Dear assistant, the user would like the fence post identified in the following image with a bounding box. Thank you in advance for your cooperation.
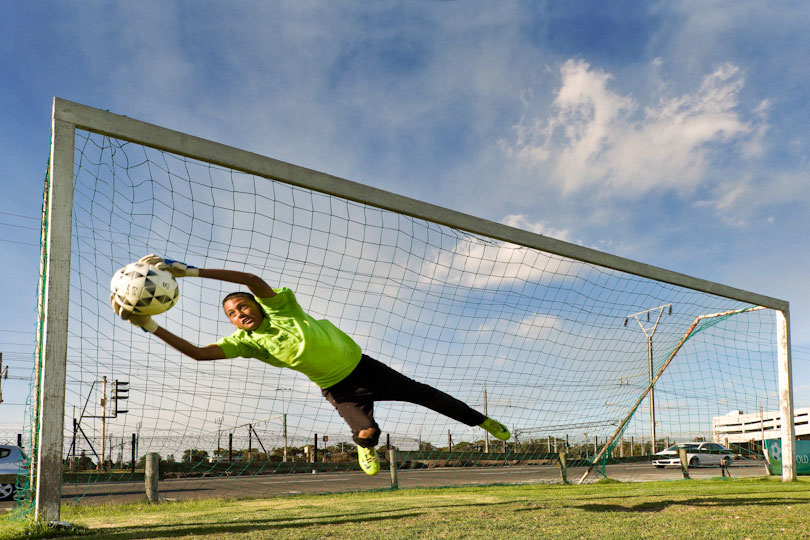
[558,452,569,484]
[678,448,690,479]
[389,447,399,489]
[145,452,160,503]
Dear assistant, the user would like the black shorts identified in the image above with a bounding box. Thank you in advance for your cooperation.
[321,355,486,447]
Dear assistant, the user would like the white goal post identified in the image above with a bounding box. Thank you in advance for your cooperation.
[35,97,796,521]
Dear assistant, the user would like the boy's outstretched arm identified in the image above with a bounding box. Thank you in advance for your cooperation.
[156,325,226,361]
[196,269,276,299]
[137,255,276,299]
[121,313,226,361]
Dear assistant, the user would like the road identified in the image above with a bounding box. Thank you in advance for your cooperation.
[1,460,770,509]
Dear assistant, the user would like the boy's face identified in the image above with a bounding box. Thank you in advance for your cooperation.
[223,296,264,331]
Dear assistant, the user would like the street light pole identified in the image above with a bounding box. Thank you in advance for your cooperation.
[214,416,223,460]
[626,304,671,454]
[0,352,6,404]
[275,388,292,462]
[483,384,489,453]
[647,333,655,454]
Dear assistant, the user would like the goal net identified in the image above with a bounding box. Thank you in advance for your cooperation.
[20,99,794,519]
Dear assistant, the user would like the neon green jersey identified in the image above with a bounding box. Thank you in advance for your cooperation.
[216,288,362,388]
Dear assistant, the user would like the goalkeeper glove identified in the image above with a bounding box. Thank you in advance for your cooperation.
[138,254,199,278]
[110,293,158,333]
[121,311,159,334]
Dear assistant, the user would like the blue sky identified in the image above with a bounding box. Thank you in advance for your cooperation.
[1,1,810,435]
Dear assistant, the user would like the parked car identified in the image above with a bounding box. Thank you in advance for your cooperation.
[0,445,26,501]
[652,442,737,468]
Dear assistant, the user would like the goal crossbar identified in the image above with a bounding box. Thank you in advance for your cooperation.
[51,98,787,312]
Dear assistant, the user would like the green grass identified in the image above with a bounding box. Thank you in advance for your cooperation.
[3,477,810,540]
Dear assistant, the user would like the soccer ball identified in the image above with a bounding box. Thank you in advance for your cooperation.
[110,262,179,316]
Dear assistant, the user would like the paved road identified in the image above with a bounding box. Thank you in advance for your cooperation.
[1,460,770,509]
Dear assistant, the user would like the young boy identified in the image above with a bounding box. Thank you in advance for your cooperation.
[112,255,510,475]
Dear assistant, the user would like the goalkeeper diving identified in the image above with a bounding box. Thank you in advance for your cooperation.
[112,255,511,475]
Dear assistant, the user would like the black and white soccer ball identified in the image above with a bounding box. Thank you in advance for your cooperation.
[110,262,179,316]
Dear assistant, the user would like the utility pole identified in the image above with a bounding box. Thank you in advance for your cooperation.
[275,388,292,462]
[0,352,6,404]
[136,422,142,465]
[215,417,223,460]
[625,304,672,454]
[99,376,108,470]
[483,384,489,453]
[283,414,288,463]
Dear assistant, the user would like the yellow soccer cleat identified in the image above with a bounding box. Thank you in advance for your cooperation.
[480,417,510,441]
[357,445,380,475]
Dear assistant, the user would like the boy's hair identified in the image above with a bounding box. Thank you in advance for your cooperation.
[221,291,257,308]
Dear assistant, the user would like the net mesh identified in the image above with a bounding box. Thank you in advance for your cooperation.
[17,130,781,506]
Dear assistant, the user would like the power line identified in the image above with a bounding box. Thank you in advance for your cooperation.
[0,221,40,231]
[0,211,40,221]
[0,238,39,247]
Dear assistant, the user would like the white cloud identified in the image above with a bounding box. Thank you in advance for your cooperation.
[413,231,583,292]
[476,312,562,339]
[416,239,551,290]
[697,169,810,227]
[503,59,765,198]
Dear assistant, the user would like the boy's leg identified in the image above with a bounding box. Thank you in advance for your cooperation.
[321,384,381,476]
[356,355,510,440]
[321,387,381,447]
[321,355,509,474]
[356,355,487,427]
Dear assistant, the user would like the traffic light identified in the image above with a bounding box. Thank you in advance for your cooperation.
[112,379,129,415]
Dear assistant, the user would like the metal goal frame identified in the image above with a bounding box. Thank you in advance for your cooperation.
[34,97,796,520]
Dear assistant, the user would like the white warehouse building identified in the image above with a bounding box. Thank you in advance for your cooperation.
[713,407,810,444]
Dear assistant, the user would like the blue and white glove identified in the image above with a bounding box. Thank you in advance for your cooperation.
[138,254,199,278]
[123,312,158,334]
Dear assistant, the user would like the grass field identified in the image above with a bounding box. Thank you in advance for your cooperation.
[3,477,810,540]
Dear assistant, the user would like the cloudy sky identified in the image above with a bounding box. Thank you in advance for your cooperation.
[2,1,810,433]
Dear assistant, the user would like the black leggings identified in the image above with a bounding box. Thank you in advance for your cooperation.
[321,355,487,448]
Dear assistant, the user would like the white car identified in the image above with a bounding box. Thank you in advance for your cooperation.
[652,442,736,469]
[0,445,26,501]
